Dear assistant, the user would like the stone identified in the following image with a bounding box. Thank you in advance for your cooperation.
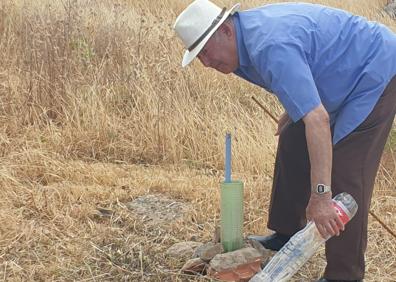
[166,241,203,260]
[181,258,207,275]
[193,242,224,262]
[207,247,264,281]
[208,247,263,272]
[245,239,275,266]
[208,260,262,282]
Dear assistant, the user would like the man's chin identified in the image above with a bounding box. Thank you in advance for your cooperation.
[218,65,239,74]
[217,67,233,74]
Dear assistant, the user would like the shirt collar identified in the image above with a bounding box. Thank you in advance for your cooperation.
[233,13,250,68]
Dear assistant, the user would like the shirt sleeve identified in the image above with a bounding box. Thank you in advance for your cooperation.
[252,42,321,122]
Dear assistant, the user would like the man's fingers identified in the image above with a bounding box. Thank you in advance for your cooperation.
[275,124,284,136]
[275,116,291,136]
[318,217,345,238]
[329,219,340,236]
[335,216,345,231]
[315,218,343,238]
[317,224,329,239]
[320,222,334,237]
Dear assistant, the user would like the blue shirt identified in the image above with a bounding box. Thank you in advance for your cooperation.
[233,3,396,144]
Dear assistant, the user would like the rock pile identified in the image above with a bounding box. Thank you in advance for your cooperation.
[166,238,275,281]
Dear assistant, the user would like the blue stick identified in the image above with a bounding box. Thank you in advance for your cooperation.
[225,133,232,183]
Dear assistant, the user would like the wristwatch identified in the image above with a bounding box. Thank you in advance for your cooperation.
[312,184,331,195]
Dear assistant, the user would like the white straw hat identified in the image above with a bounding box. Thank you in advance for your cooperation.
[174,0,240,67]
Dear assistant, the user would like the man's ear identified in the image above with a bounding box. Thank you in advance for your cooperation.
[219,20,234,38]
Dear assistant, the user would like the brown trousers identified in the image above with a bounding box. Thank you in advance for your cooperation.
[267,76,396,280]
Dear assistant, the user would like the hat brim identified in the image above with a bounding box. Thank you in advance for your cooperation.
[181,3,240,67]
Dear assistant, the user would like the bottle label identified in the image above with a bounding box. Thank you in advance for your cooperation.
[333,201,350,224]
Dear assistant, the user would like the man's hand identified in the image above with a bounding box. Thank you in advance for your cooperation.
[275,112,292,136]
[306,193,345,239]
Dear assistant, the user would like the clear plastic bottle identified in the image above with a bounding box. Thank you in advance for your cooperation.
[250,192,358,282]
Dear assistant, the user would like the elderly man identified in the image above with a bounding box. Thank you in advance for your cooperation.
[174,1,396,281]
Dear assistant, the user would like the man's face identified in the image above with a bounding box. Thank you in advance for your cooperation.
[197,23,239,74]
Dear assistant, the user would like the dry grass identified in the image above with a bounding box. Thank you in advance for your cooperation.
[0,0,395,281]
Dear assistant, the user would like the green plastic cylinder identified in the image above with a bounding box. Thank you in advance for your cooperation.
[220,180,244,252]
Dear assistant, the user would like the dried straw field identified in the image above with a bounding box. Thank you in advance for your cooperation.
[0,0,395,281]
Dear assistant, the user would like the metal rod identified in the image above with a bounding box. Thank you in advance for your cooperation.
[251,95,396,240]
[225,133,232,183]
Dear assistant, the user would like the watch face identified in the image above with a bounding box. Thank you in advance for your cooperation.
[317,184,325,193]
